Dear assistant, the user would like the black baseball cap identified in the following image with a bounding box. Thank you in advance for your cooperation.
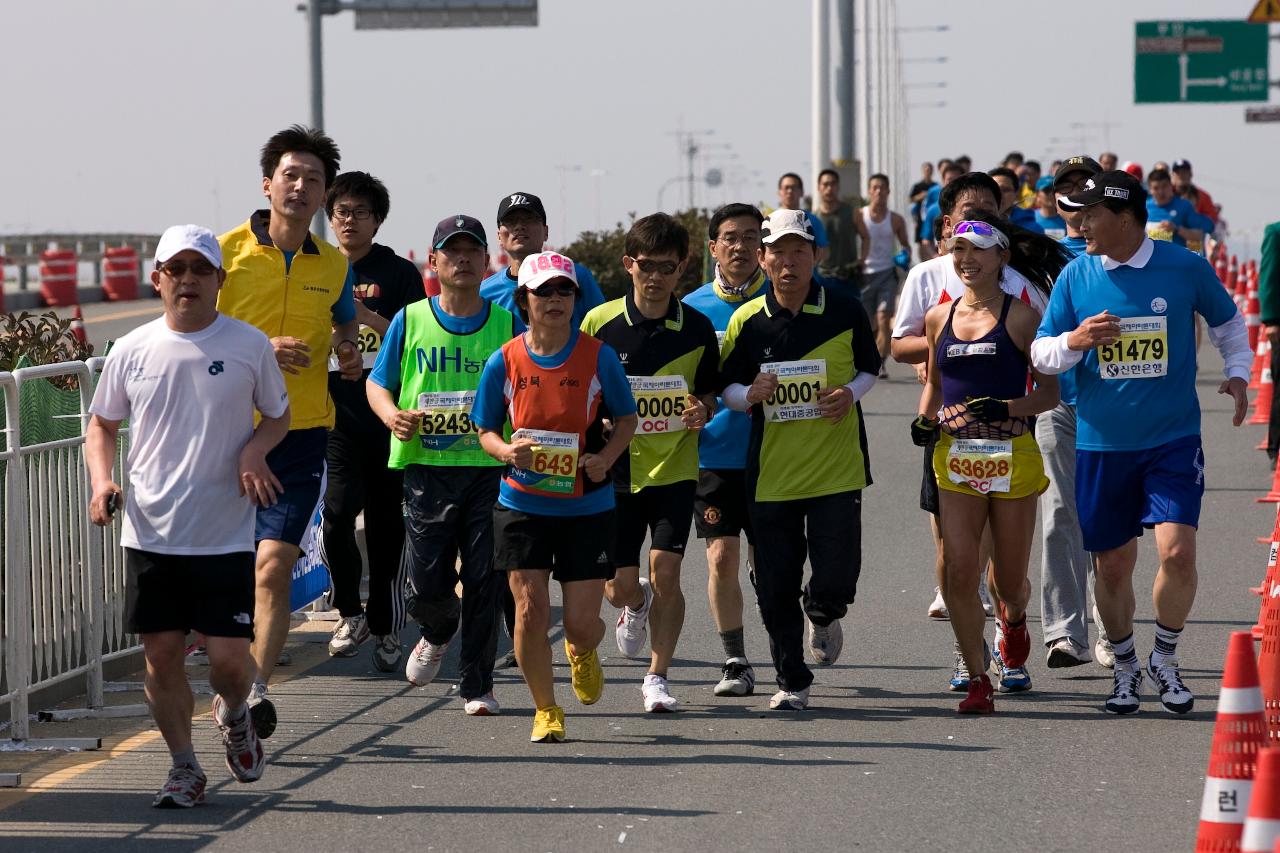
[496,192,547,225]
[1059,170,1147,212]
[432,214,487,249]
[1052,155,1102,189]
[1172,159,1193,173]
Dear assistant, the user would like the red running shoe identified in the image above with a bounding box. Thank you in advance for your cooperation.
[997,605,1031,670]
[958,673,995,714]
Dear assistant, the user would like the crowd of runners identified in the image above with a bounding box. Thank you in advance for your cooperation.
[82,127,1254,807]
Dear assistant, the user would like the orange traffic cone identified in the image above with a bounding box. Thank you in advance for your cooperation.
[1253,341,1271,392]
[1253,358,1273,427]
[1261,585,1280,742]
[70,305,88,346]
[1198,632,1268,852]
[1242,748,1280,852]
[1249,285,1263,352]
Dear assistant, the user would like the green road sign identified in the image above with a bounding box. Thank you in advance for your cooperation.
[1134,19,1269,103]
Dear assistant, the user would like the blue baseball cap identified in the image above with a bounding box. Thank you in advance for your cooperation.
[1035,176,1055,193]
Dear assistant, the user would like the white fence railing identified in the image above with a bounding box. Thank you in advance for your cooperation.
[1,357,137,747]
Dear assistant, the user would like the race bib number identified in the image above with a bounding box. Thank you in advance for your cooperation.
[761,359,826,422]
[1146,221,1175,242]
[357,324,382,369]
[417,390,479,452]
[1098,316,1168,380]
[327,324,383,371]
[630,375,688,435]
[511,428,579,495]
[947,439,1013,494]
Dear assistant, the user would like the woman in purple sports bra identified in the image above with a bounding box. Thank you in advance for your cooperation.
[912,218,1061,715]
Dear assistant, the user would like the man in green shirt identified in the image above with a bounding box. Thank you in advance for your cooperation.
[719,209,882,711]
[582,213,719,713]
[366,214,521,716]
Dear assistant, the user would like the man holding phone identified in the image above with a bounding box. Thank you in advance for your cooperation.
[86,224,290,808]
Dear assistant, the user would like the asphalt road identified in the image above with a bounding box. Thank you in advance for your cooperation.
[0,310,1269,852]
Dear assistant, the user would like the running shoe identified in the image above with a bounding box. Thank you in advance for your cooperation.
[769,687,810,711]
[247,680,277,740]
[949,640,992,692]
[405,637,449,686]
[997,606,1031,669]
[615,578,654,658]
[213,695,265,783]
[565,639,604,705]
[1046,637,1091,669]
[464,692,501,716]
[275,650,292,667]
[806,617,843,665]
[928,586,948,620]
[371,634,402,673]
[184,644,208,665]
[328,614,370,657]
[989,645,1032,693]
[530,705,566,743]
[1092,604,1115,669]
[714,658,756,697]
[1104,666,1144,715]
[979,583,994,618]
[957,673,994,714]
[1146,654,1194,714]
[498,649,519,669]
[641,673,679,712]
[152,764,207,808]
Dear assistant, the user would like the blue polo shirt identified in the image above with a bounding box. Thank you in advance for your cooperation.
[1035,212,1068,242]
[1036,240,1237,451]
[682,272,770,470]
[478,262,606,329]
[1145,197,1213,248]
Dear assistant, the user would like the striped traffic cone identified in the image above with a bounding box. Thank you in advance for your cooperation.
[1253,363,1273,427]
[1242,748,1280,852]
[70,305,88,346]
[1199,632,1268,851]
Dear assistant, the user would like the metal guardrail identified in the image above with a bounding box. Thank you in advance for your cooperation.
[1,357,136,750]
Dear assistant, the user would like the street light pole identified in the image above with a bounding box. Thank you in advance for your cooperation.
[812,0,831,194]
[307,0,327,238]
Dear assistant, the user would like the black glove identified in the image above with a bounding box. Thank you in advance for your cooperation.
[966,397,1010,423]
[910,415,939,447]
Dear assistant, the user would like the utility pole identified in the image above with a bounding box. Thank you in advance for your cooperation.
[834,0,856,165]
[307,0,328,237]
[812,0,831,194]
[858,0,871,170]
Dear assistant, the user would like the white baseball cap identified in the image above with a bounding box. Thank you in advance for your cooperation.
[154,224,222,268]
[760,209,816,244]
[517,251,579,291]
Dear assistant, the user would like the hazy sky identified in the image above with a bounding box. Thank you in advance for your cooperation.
[4,0,1277,260]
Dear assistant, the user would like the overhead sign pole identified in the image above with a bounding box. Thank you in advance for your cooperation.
[303,0,539,235]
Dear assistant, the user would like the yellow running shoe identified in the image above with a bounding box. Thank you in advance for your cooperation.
[565,639,604,705]
[530,705,565,743]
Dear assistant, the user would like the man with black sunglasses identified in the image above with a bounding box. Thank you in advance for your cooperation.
[582,213,719,713]
[367,215,522,716]
[87,225,290,808]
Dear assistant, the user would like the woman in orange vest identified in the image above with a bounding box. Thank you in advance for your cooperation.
[473,251,637,743]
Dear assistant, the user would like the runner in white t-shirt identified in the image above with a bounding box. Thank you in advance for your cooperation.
[86,225,290,810]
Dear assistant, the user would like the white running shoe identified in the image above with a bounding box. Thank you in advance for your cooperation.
[1046,637,1091,669]
[1146,655,1194,714]
[464,692,501,716]
[714,658,756,697]
[246,680,277,740]
[769,687,810,711]
[405,637,449,686]
[328,614,370,657]
[642,673,679,712]
[1092,604,1115,669]
[371,634,402,673]
[806,617,843,665]
[1104,666,1143,715]
[978,583,994,618]
[928,586,948,620]
[615,578,654,658]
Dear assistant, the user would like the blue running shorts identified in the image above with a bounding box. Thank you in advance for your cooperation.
[256,427,328,547]
[1075,434,1204,553]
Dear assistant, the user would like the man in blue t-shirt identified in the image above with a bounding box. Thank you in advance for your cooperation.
[1033,176,1067,241]
[919,162,962,261]
[682,203,769,698]
[479,191,606,328]
[1031,170,1250,717]
[1144,168,1212,252]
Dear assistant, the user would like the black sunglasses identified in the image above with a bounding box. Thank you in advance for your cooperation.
[158,259,217,278]
[530,282,577,298]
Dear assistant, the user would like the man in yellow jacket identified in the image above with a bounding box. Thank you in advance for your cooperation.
[218,125,362,738]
